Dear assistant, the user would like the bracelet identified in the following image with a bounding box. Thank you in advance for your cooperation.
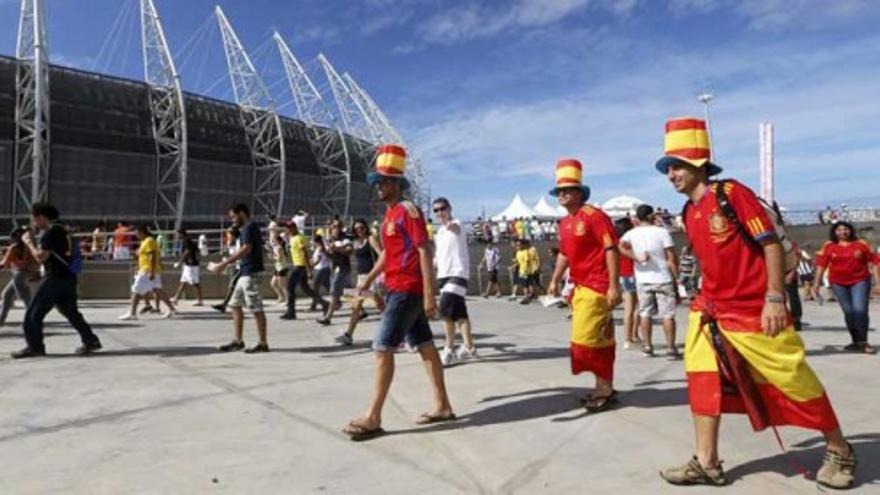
[765,294,785,304]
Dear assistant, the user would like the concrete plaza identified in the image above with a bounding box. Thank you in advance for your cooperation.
[0,296,877,494]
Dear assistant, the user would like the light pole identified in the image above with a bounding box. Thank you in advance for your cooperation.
[698,92,716,161]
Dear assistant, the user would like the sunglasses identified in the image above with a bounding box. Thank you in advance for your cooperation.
[433,206,448,213]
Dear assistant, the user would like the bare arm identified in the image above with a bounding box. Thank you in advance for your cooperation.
[605,247,621,307]
[548,252,569,297]
[418,244,438,318]
[618,241,637,261]
[664,247,679,282]
[358,249,386,291]
[22,234,50,264]
[0,247,11,268]
[762,242,787,336]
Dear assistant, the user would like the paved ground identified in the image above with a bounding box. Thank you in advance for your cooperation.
[0,296,877,494]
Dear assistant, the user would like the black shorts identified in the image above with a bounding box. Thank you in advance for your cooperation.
[488,269,498,283]
[528,274,540,286]
[437,277,469,321]
[799,273,815,284]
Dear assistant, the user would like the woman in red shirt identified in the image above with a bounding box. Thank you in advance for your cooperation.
[814,222,879,354]
[615,217,640,349]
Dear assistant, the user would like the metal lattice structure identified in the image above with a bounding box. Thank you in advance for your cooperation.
[342,72,427,208]
[13,0,50,218]
[317,53,378,177]
[215,6,286,218]
[274,33,350,217]
[140,0,187,229]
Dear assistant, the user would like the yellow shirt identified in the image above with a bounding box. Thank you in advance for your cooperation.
[138,237,161,273]
[426,223,435,240]
[527,246,541,275]
[516,248,531,277]
[289,234,309,267]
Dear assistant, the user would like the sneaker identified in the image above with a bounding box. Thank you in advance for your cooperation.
[316,317,331,326]
[193,301,204,307]
[75,341,103,356]
[170,297,178,305]
[440,346,455,366]
[455,345,478,361]
[816,443,856,489]
[279,313,297,320]
[10,347,46,359]
[660,456,727,486]
[162,310,177,319]
[218,340,245,352]
[118,312,137,321]
[139,305,155,314]
[623,340,635,350]
[666,349,682,361]
[335,333,353,346]
[244,343,270,354]
[211,303,227,314]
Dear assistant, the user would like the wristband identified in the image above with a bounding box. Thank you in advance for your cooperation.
[765,294,785,304]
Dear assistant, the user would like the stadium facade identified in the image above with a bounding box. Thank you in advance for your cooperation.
[0,54,374,228]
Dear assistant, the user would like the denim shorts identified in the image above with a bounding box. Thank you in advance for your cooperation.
[330,267,351,298]
[373,292,434,352]
[620,276,637,294]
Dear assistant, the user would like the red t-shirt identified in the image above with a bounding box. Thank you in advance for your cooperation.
[382,201,428,294]
[816,240,875,286]
[559,205,618,294]
[684,180,776,319]
[619,252,634,278]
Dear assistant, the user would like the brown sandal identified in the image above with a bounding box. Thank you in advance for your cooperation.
[584,390,618,413]
[343,420,385,441]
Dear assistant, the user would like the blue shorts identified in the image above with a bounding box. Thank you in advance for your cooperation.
[373,292,434,352]
[620,276,637,293]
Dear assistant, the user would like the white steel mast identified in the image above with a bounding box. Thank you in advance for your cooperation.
[13,0,50,218]
[140,0,187,229]
[216,6,286,218]
[274,33,350,218]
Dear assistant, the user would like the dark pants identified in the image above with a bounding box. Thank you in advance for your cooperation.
[24,276,100,352]
[785,280,802,331]
[286,266,326,317]
[831,278,871,344]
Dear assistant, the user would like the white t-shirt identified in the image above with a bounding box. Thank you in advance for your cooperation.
[434,219,470,280]
[621,225,675,284]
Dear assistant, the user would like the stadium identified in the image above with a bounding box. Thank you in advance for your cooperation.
[1,0,426,231]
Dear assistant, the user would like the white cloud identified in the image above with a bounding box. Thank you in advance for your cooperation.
[404,34,880,213]
[738,0,875,31]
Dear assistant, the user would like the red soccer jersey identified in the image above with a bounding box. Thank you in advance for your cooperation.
[816,240,875,286]
[559,205,618,294]
[382,201,428,294]
[619,251,634,278]
[684,180,775,319]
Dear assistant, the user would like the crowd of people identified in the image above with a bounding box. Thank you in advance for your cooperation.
[2,119,879,490]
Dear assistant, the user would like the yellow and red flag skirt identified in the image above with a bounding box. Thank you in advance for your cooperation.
[570,286,615,381]
[685,310,839,432]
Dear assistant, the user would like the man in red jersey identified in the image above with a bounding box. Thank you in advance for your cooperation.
[656,117,855,489]
[548,159,621,413]
[343,145,454,441]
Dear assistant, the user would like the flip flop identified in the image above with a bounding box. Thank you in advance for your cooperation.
[585,390,618,413]
[343,421,385,442]
[415,412,457,425]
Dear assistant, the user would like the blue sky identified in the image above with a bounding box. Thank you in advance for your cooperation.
[2,0,879,218]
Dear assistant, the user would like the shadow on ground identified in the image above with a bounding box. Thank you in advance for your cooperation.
[726,432,880,488]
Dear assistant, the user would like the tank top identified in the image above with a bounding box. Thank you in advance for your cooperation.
[354,239,376,275]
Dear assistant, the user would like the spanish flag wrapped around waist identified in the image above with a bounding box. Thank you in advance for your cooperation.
[570,285,615,381]
[685,296,839,432]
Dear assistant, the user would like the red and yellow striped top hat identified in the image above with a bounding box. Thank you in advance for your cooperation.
[548,158,591,201]
[367,144,410,190]
[655,117,722,176]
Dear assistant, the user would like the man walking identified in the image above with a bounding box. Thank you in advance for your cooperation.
[433,197,477,366]
[619,204,679,359]
[548,159,620,413]
[343,145,454,441]
[211,204,269,353]
[478,242,501,297]
[119,225,177,320]
[280,221,328,320]
[12,203,102,358]
[317,221,353,325]
[655,117,855,489]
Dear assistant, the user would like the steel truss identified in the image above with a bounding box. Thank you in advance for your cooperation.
[140,0,187,229]
[274,33,350,218]
[216,6,286,218]
[342,72,427,209]
[13,0,50,218]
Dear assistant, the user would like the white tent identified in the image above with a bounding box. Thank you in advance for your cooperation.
[602,195,644,219]
[532,197,561,218]
[492,194,536,221]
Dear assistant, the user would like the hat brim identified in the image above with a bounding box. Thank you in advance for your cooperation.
[549,185,591,202]
[655,156,722,177]
[367,172,410,190]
